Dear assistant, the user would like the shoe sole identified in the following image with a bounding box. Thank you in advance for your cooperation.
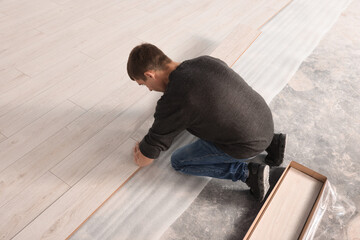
[265,134,287,166]
[280,134,286,157]
[259,165,270,202]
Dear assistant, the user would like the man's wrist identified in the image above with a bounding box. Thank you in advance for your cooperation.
[139,139,159,159]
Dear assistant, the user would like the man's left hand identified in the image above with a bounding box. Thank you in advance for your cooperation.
[133,142,154,167]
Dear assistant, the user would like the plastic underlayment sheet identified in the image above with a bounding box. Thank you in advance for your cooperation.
[302,181,356,239]
[71,0,354,239]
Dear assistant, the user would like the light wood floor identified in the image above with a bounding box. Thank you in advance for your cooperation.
[0,0,292,239]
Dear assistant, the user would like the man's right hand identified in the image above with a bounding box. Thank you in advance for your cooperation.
[133,142,154,167]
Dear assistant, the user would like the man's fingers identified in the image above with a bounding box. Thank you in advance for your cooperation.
[134,152,142,167]
[133,142,153,168]
[134,149,139,165]
[133,143,142,166]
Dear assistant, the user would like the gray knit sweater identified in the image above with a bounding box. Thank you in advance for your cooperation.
[139,55,274,159]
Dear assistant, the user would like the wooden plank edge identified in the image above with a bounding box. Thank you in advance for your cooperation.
[229,31,262,68]
[258,0,295,30]
[65,167,141,240]
[289,161,327,182]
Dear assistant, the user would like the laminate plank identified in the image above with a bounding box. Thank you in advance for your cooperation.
[182,0,292,40]
[137,1,264,61]
[0,100,85,172]
[136,4,195,46]
[0,82,147,208]
[13,139,140,240]
[33,8,88,34]
[269,0,294,9]
[51,91,161,186]
[0,3,98,52]
[0,10,51,51]
[17,19,111,76]
[88,1,144,27]
[152,1,201,24]
[211,24,261,67]
[0,132,6,143]
[178,0,235,29]
[0,18,100,71]
[0,171,69,240]
[80,30,140,60]
[241,0,293,30]
[0,53,93,117]
[0,0,57,18]
[23,5,70,31]
[0,68,30,94]
[0,28,44,55]
[91,38,143,71]
[35,0,118,34]
[125,3,197,49]
[0,0,22,13]
[50,0,71,4]
[60,0,118,12]
[182,1,257,43]
[135,0,170,12]
[0,8,42,34]
[1,36,139,119]
[136,10,214,60]
[138,21,191,47]
[130,115,154,143]
[157,33,216,62]
[0,4,60,37]
[178,0,250,32]
[68,69,126,110]
[0,57,108,137]
[0,0,33,13]
[0,53,94,128]
[173,23,259,66]
[249,168,323,240]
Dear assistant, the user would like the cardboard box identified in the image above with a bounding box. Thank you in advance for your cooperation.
[244,161,327,240]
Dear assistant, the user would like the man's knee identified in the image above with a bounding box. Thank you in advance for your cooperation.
[171,149,183,171]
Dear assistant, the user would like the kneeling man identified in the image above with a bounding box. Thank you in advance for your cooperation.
[128,43,286,202]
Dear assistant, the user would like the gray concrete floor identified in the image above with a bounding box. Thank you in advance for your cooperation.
[161,1,360,239]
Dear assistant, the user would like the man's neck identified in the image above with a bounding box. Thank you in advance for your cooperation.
[161,61,181,85]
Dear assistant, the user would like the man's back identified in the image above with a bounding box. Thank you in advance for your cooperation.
[157,55,274,159]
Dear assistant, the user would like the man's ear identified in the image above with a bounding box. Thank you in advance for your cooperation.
[144,70,155,79]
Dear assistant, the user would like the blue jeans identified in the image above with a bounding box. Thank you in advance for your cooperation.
[171,139,250,182]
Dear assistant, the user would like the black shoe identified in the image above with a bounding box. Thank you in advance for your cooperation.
[265,133,286,166]
[245,162,270,202]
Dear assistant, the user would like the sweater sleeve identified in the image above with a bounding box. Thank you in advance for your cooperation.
[139,93,188,159]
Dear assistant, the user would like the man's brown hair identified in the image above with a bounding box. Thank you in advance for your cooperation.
[127,43,172,81]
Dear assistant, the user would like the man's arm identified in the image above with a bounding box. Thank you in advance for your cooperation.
[138,92,189,161]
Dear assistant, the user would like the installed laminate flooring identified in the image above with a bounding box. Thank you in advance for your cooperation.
[0,0,294,239]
